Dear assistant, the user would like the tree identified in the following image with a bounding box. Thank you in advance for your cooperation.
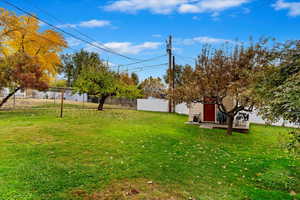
[73,53,141,111]
[59,54,74,87]
[51,79,67,88]
[131,72,139,85]
[0,8,66,107]
[139,76,166,98]
[0,53,49,107]
[164,64,192,87]
[253,40,300,155]
[59,50,101,87]
[254,40,300,124]
[119,72,136,86]
[174,42,270,135]
[74,67,117,110]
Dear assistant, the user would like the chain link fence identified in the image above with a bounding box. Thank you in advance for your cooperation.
[0,88,137,111]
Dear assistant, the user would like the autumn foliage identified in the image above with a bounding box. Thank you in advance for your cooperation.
[0,8,66,107]
[173,42,272,135]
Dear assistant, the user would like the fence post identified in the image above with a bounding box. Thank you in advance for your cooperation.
[60,89,65,118]
[13,93,16,109]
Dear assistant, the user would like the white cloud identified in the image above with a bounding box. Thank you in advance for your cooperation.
[57,19,111,28]
[273,0,300,17]
[79,20,111,28]
[152,34,162,38]
[86,41,162,55]
[66,37,81,47]
[104,0,251,14]
[104,0,187,14]
[179,0,250,13]
[192,16,200,20]
[56,23,77,28]
[180,36,233,45]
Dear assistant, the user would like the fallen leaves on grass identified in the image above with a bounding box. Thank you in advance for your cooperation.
[72,179,188,200]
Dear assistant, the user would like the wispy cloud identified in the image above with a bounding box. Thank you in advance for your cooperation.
[178,36,233,45]
[192,16,200,20]
[178,0,250,13]
[85,41,162,55]
[66,37,82,47]
[57,19,111,28]
[152,34,162,38]
[104,0,187,14]
[273,0,300,17]
[104,0,251,15]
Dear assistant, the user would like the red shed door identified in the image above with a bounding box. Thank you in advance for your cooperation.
[204,98,216,122]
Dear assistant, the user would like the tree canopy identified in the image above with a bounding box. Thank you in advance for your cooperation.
[253,40,300,124]
[139,76,166,99]
[60,50,102,87]
[173,42,271,135]
[164,64,193,88]
[0,8,66,107]
[72,51,141,110]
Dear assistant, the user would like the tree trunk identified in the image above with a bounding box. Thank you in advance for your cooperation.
[0,87,20,108]
[97,95,108,111]
[227,115,234,136]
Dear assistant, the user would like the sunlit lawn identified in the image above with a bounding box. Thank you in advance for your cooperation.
[0,104,299,200]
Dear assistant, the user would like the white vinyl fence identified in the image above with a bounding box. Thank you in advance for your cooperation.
[249,110,299,128]
[137,98,169,113]
[137,98,299,128]
[137,98,188,114]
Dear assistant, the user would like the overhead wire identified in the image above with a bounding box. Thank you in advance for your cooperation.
[1,0,170,77]
[122,63,168,73]
[0,0,147,61]
[173,53,196,62]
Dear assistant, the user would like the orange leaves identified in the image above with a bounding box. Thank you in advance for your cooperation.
[119,73,136,86]
[9,53,49,90]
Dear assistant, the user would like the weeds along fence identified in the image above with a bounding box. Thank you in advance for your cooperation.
[0,88,137,112]
[0,88,89,110]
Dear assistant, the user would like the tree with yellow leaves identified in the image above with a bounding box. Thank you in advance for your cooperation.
[0,8,66,107]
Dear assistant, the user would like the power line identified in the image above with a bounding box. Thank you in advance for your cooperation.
[120,63,168,73]
[173,53,196,62]
[1,1,170,78]
[1,0,144,61]
[24,1,141,61]
[131,66,168,74]
[7,0,168,66]
[117,54,167,68]
[0,16,82,53]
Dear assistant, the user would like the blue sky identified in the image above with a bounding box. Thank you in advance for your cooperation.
[1,0,300,81]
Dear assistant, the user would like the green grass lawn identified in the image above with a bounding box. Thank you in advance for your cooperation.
[0,105,299,200]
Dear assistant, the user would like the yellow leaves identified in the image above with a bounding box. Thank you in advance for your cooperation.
[37,52,61,75]
[41,30,67,49]
[0,8,66,85]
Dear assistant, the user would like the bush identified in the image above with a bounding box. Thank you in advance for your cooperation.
[286,131,300,156]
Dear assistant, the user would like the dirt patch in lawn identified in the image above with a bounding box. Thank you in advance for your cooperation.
[71,179,190,200]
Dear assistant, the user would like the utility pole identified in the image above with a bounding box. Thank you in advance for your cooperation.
[166,35,173,113]
[172,55,176,113]
[117,65,120,75]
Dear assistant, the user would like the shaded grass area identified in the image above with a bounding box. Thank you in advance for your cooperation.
[0,106,299,200]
